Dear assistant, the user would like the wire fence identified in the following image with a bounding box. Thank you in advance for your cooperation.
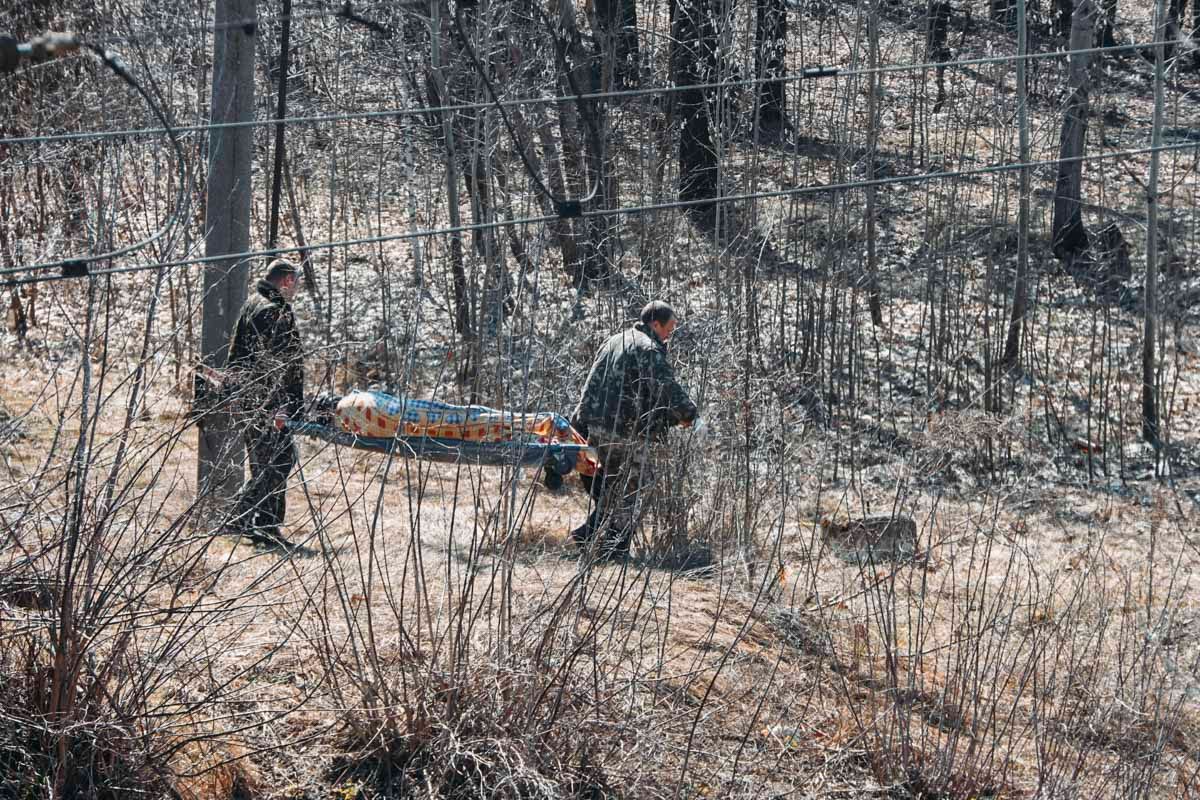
[3,0,1198,445]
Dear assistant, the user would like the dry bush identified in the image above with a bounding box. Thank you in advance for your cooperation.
[768,486,1200,798]
[326,663,618,799]
[0,629,172,798]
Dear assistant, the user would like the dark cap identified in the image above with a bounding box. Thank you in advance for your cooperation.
[265,258,299,282]
[640,300,675,326]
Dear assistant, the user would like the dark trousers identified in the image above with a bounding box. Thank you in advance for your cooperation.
[233,427,296,536]
[576,431,648,556]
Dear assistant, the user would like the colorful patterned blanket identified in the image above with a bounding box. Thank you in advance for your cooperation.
[290,390,599,477]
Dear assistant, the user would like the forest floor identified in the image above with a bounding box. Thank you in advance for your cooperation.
[2,278,1199,798]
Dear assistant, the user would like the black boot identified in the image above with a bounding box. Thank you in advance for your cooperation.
[597,525,632,562]
[570,522,594,547]
[250,526,292,548]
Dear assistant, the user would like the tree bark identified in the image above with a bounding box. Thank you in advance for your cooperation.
[1051,0,1096,263]
[926,1,952,113]
[1192,0,1200,67]
[864,0,884,326]
[673,0,787,273]
[428,2,470,336]
[1002,0,1031,369]
[1144,0,1167,446]
[198,0,255,502]
[1167,0,1186,58]
[591,0,640,88]
[1053,0,1073,37]
[754,0,788,139]
[281,155,323,315]
[0,185,28,343]
[529,103,581,274]
[1100,0,1118,47]
[267,0,292,251]
[991,0,1015,25]
[561,0,615,282]
[673,0,720,231]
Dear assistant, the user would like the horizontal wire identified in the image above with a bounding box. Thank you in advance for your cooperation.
[0,38,1175,149]
[4,136,1198,288]
[86,7,334,48]
[89,1,424,46]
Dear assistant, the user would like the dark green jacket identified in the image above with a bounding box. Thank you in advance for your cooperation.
[228,280,304,419]
[572,322,697,437]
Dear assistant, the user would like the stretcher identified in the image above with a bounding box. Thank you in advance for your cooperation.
[288,390,599,486]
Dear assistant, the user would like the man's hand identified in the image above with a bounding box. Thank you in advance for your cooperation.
[197,363,225,390]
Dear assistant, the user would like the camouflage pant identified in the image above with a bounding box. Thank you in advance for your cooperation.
[233,427,296,537]
[580,429,654,555]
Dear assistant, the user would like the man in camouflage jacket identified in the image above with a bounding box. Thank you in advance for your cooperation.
[228,259,304,546]
[570,301,698,559]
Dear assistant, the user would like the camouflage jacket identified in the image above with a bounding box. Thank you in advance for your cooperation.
[572,322,697,438]
[227,280,304,420]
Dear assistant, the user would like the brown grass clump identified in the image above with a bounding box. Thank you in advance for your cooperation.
[0,632,173,799]
[326,663,617,799]
[171,740,264,800]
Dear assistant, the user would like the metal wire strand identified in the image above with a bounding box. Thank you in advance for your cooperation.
[0,38,1177,149]
[4,136,1198,288]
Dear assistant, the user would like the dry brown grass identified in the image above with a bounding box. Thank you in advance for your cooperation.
[7,345,1197,798]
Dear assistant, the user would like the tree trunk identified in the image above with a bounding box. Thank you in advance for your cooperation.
[864,0,884,326]
[282,155,323,316]
[267,0,292,251]
[926,1,952,113]
[1002,0,1031,369]
[528,103,581,274]
[1051,0,1095,263]
[754,0,788,139]
[583,109,617,280]
[1100,0,1118,47]
[591,0,640,88]
[555,97,592,284]
[1144,0,1167,446]
[198,0,255,502]
[462,115,509,335]
[673,0,720,231]
[0,185,28,344]
[428,3,470,336]
[1054,0,1073,37]
[991,0,1015,25]
[560,0,615,282]
[1192,0,1200,67]
[1166,0,1186,58]
[673,0,786,273]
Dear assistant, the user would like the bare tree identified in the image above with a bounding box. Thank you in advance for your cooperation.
[590,0,640,88]
[673,0,720,232]
[1099,0,1119,46]
[1144,0,1168,445]
[926,1,952,112]
[1002,0,1032,369]
[558,0,618,283]
[1050,0,1096,265]
[426,0,470,335]
[754,0,789,140]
